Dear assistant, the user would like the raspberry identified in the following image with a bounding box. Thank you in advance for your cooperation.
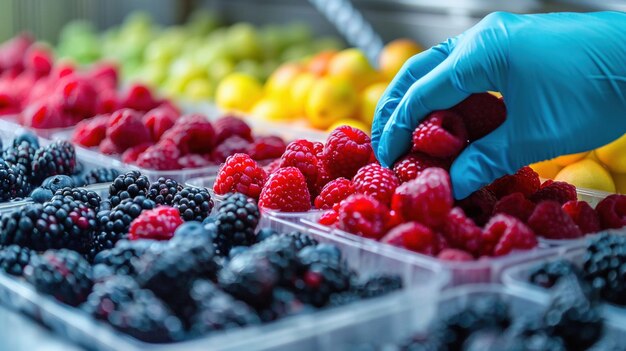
[437,248,474,261]
[314,178,355,210]
[264,158,281,175]
[456,188,497,226]
[352,163,400,206]
[143,106,178,141]
[323,125,373,179]
[381,221,439,255]
[214,116,253,145]
[411,110,468,158]
[99,138,123,155]
[442,207,482,256]
[24,46,52,78]
[179,154,214,169]
[482,214,537,256]
[20,101,65,129]
[314,159,332,196]
[54,76,98,118]
[258,167,312,212]
[120,83,159,112]
[562,200,601,234]
[95,89,119,114]
[392,152,449,183]
[135,139,180,170]
[529,180,577,205]
[85,62,118,90]
[595,194,626,230]
[213,153,267,199]
[318,210,338,226]
[279,139,319,193]
[129,206,183,241]
[391,167,453,229]
[527,201,583,239]
[248,136,286,161]
[486,166,540,199]
[121,143,153,164]
[452,93,507,141]
[337,194,389,239]
[71,115,108,147]
[311,141,324,158]
[106,108,152,150]
[493,192,536,222]
[211,136,251,163]
[162,114,215,154]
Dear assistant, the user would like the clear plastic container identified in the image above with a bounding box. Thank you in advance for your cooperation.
[0,115,76,140]
[0,215,448,351]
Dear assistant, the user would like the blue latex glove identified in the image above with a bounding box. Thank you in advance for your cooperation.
[372,12,626,199]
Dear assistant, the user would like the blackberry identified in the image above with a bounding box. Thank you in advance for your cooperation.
[0,161,29,201]
[108,171,150,207]
[41,193,98,253]
[257,288,310,322]
[188,279,260,337]
[285,231,318,251]
[529,259,582,289]
[255,228,278,243]
[82,167,120,186]
[13,131,39,149]
[92,239,165,279]
[214,193,260,256]
[147,177,182,205]
[31,140,76,183]
[0,245,34,276]
[172,186,213,222]
[83,275,184,343]
[0,203,45,248]
[353,274,403,299]
[582,233,626,306]
[2,140,37,176]
[24,249,93,306]
[54,187,101,211]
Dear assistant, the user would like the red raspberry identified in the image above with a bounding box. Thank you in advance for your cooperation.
[391,167,453,229]
[381,221,439,255]
[562,200,601,234]
[143,106,178,141]
[135,139,181,170]
[437,248,474,261]
[213,153,267,199]
[20,101,65,129]
[411,110,468,158]
[120,83,159,112]
[352,163,400,206]
[312,141,324,158]
[279,139,319,193]
[162,114,215,154]
[54,76,98,118]
[314,159,332,196]
[456,188,497,226]
[527,201,583,239]
[121,143,153,164]
[595,194,626,230]
[214,115,253,145]
[486,166,540,199]
[392,152,449,183]
[128,206,183,241]
[211,136,251,163]
[442,207,482,256]
[24,46,52,78]
[95,89,119,114]
[248,136,286,161]
[314,178,355,210]
[337,194,389,239]
[318,210,338,226]
[106,108,152,150]
[264,158,281,175]
[529,180,577,205]
[452,93,507,142]
[85,62,118,91]
[259,167,312,212]
[99,138,123,155]
[323,125,373,179]
[179,154,215,169]
[482,214,537,256]
[493,192,536,222]
[72,115,108,147]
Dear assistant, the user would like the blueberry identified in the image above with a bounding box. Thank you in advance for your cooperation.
[13,132,39,149]
[30,187,54,203]
[41,175,74,192]
[172,221,214,242]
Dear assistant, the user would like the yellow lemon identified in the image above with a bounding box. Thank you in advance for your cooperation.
[555,159,616,193]
[250,98,292,121]
[586,150,602,163]
[378,39,423,80]
[183,78,214,101]
[529,160,561,180]
[612,172,626,194]
[264,63,303,99]
[305,77,358,129]
[327,48,377,90]
[552,151,589,167]
[327,119,370,135]
[360,82,388,126]
[595,133,626,173]
[289,72,316,117]
[215,72,262,112]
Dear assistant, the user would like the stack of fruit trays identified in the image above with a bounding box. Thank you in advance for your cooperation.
[0,170,446,350]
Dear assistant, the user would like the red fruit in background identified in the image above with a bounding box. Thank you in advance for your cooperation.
[486,166,540,199]
[411,110,468,158]
[143,106,178,141]
[318,210,339,226]
[279,139,319,194]
[259,167,311,212]
[214,115,253,145]
[527,201,583,239]
[20,101,64,128]
[120,83,159,112]
[562,200,601,234]
[323,125,373,179]
[95,89,119,114]
[493,192,536,222]
[0,33,33,75]
[214,153,267,199]
[337,194,389,239]
[54,76,98,118]
[381,221,439,255]
[179,154,215,169]
[595,194,626,230]
[106,108,152,150]
[249,136,286,161]
[393,152,449,183]
[482,214,537,256]
[72,115,109,147]
[128,206,183,241]
[314,177,355,210]
[442,207,482,256]
[0,88,18,115]
[529,180,577,205]
[162,114,214,154]
[85,62,118,91]
[135,139,180,170]
[264,158,281,175]
[211,135,251,163]
[121,142,153,163]
[352,163,400,206]
[456,188,497,226]
[23,45,52,78]
[391,167,453,229]
[99,138,123,155]
[452,93,507,142]
[437,248,474,262]
[50,62,75,80]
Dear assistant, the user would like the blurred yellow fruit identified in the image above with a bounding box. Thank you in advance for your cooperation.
[215,73,262,112]
[489,91,502,98]
[595,133,626,173]
[307,50,336,77]
[360,82,388,125]
[530,160,561,180]
[327,119,370,135]
[327,48,377,90]
[289,72,316,117]
[265,63,303,99]
[552,151,589,167]
[306,77,358,129]
[612,172,626,194]
[250,98,292,121]
[183,78,213,101]
[586,150,602,163]
[555,159,616,193]
[378,39,423,80]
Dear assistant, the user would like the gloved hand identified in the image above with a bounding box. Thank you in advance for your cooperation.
[372,11,626,199]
